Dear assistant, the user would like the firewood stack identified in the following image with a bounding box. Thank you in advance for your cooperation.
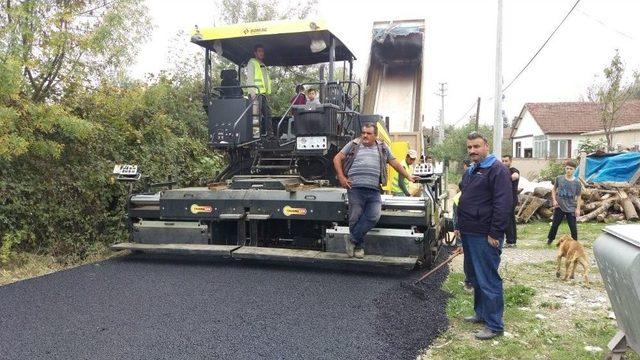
[515,181,640,224]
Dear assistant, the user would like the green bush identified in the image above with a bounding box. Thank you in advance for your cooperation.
[0,74,222,261]
[538,161,565,182]
[505,284,536,307]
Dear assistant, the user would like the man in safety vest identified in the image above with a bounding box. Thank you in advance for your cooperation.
[246,44,273,137]
[391,149,418,196]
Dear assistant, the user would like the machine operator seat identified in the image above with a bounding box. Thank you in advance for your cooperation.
[219,69,243,98]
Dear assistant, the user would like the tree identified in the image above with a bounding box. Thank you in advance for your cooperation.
[429,123,494,170]
[0,0,151,102]
[587,50,640,150]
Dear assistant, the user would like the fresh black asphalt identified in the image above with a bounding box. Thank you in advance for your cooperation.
[0,254,450,360]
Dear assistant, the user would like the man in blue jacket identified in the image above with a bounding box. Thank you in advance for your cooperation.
[455,132,513,340]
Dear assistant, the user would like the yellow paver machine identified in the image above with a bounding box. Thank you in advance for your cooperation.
[111,19,451,271]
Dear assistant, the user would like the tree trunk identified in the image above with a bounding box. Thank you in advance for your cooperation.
[578,197,618,222]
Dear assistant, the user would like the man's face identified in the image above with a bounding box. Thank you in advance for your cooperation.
[501,157,512,167]
[407,156,415,165]
[361,126,376,146]
[467,138,489,162]
[565,166,575,176]
[254,47,265,61]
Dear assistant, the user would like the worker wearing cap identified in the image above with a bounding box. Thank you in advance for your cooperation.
[246,44,273,137]
[391,149,418,196]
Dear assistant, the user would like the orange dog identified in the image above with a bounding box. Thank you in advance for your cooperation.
[556,234,589,285]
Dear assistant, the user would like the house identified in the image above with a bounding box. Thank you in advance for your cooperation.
[510,101,640,159]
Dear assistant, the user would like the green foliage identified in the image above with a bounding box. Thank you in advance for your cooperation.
[504,284,536,307]
[577,138,607,154]
[587,50,640,149]
[429,123,494,168]
[0,0,151,102]
[538,161,565,181]
[0,1,222,260]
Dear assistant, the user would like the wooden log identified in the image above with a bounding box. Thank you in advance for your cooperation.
[533,187,552,199]
[597,181,632,189]
[621,198,639,221]
[631,196,640,213]
[537,207,554,219]
[583,200,603,212]
[578,197,618,222]
[606,213,626,223]
[597,213,607,223]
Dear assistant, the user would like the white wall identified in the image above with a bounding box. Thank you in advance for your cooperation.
[582,130,640,149]
[511,109,543,157]
[513,110,544,138]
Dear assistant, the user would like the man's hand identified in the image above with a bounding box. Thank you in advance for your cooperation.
[552,200,559,208]
[575,208,580,217]
[338,175,352,189]
[408,175,420,183]
[488,235,499,248]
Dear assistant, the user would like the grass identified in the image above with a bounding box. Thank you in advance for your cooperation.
[516,220,608,249]
[0,243,114,286]
[425,224,640,360]
[427,272,637,360]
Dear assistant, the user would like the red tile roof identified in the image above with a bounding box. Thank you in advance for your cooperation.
[514,100,640,136]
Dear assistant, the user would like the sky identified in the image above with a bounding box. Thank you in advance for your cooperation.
[130,0,640,130]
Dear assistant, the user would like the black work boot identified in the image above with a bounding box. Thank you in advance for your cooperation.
[475,327,503,340]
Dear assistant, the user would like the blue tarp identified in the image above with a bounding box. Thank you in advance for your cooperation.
[578,152,640,183]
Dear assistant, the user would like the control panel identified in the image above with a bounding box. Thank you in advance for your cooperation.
[413,162,444,176]
[113,164,141,181]
[296,136,327,150]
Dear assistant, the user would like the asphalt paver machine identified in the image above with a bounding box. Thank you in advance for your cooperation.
[112,20,451,271]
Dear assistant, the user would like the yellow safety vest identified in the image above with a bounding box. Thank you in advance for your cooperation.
[391,159,411,195]
[248,58,271,95]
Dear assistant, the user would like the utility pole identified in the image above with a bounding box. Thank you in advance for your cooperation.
[493,0,504,158]
[436,83,447,143]
[475,97,481,131]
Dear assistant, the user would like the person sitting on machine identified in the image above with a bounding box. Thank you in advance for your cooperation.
[305,88,321,107]
[290,85,307,105]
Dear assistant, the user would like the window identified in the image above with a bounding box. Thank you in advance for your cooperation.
[535,136,571,158]
[534,135,547,158]
[524,148,532,158]
[515,142,522,158]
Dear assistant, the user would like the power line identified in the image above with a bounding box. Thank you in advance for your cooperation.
[578,9,635,40]
[502,0,581,93]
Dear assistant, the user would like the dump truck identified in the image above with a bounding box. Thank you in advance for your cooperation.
[111,19,450,271]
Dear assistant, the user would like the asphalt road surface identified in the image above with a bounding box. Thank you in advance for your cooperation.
[0,255,449,360]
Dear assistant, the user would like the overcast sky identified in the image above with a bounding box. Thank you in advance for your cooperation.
[130,0,640,129]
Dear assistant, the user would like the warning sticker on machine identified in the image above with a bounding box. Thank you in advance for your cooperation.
[283,205,307,216]
[190,204,213,214]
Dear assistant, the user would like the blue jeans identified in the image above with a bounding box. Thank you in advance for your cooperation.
[347,187,382,246]
[461,232,504,332]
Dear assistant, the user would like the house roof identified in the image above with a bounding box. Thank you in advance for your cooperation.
[511,100,640,138]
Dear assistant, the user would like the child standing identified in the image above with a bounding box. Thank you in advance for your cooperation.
[547,159,582,244]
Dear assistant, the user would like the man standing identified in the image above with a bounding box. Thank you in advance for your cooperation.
[501,155,520,247]
[246,44,272,137]
[391,149,418,196]
[455,132,512,340]
[547,160,582,245]
[333,123,418,259]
